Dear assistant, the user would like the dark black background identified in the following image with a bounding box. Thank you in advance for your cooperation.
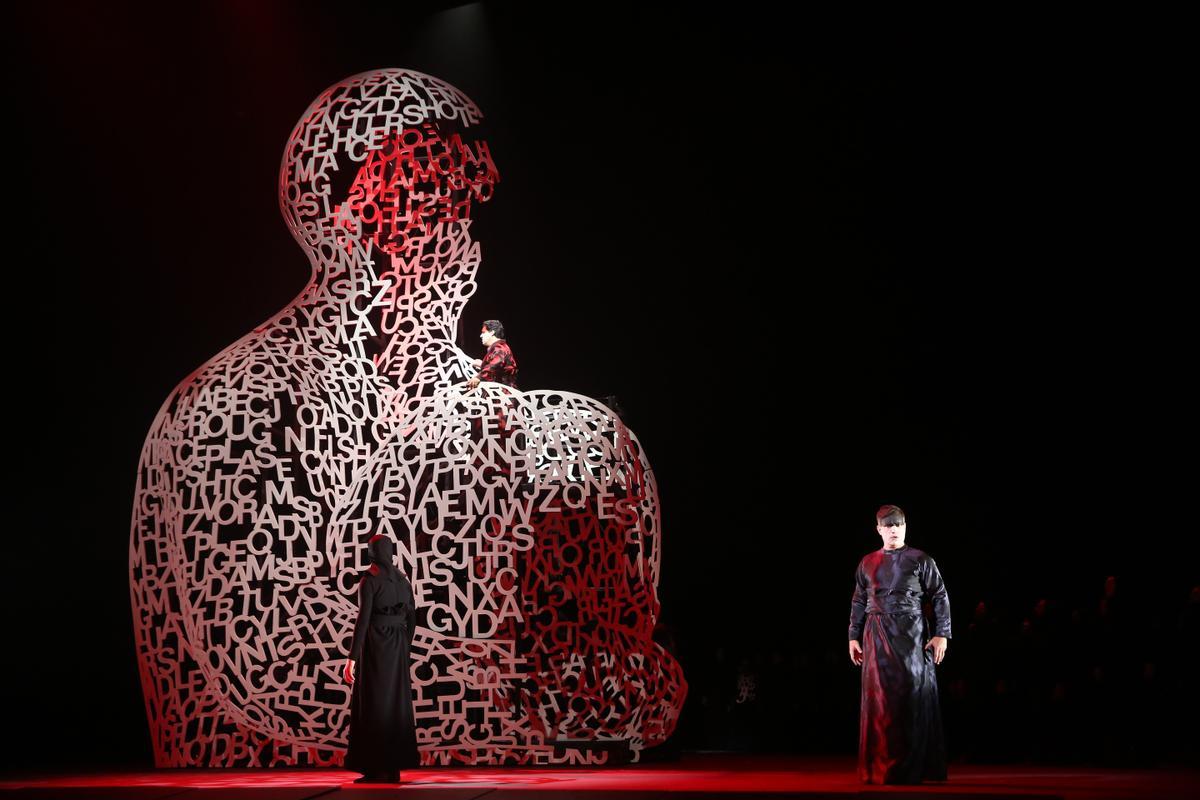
[7,1,1192,770]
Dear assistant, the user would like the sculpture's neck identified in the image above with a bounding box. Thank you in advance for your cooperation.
[294,220,479,368]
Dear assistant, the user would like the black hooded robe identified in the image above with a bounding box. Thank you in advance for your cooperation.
[345,538,419,776]
[849,545,951,784]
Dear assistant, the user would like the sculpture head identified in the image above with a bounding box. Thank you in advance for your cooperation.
[279,69,499,263]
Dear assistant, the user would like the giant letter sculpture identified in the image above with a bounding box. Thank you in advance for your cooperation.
[130,69,686,768]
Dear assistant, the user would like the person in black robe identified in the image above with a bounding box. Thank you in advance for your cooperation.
[848,504,951,784]
[343,533,419,784]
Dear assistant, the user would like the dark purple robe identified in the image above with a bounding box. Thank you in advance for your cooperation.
[849,544,951,784]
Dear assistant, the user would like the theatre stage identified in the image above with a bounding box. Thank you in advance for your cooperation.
[2,754,1196,799]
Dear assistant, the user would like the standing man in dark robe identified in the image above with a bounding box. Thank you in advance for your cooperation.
[467,319,518,389]
[848,504,951,784]
[343,534,419,784]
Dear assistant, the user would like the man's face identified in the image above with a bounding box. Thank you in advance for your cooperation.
[480,326,495,346]
[876,519,906,550]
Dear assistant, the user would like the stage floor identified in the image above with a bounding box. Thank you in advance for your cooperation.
[1,755,1196,799]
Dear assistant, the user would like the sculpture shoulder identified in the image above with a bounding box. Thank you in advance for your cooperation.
[183,329,330,386]
[152,323,354,426]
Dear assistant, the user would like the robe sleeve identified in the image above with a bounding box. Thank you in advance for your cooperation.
[349,575,374,661]
[921,556,952,638]
[848,560,868,641]
[406,580,417,645]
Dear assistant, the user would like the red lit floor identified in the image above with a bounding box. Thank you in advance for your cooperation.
[1,754,1197,799]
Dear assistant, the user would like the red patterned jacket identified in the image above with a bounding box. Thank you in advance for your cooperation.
[478,339,519,388]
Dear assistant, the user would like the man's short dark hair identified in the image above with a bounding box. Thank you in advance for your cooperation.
[876,504,905,526]
[482,319,505,339]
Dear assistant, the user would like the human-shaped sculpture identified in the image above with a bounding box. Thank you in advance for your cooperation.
[129,69,685,768]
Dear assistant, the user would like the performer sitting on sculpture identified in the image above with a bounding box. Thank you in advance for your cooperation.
[848,504,951,784]
[343,534,419,784]
[467,319,518,389]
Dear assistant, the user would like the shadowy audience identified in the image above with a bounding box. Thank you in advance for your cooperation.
[663,577,1199,766]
